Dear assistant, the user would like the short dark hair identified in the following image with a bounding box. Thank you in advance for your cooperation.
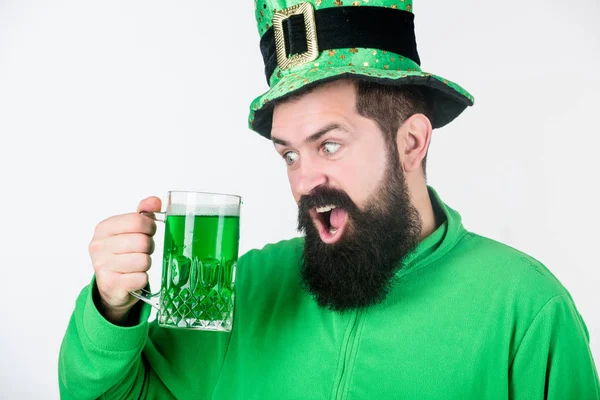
[354,80,434,175]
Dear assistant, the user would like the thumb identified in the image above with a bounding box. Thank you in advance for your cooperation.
[137,196,162,214]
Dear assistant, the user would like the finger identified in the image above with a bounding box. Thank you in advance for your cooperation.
[99,271,149,297]
[101,233,155,255]
[109,253,152,274]
[137,196,162,214]
[94,213,157,240]
[119,272,150,293]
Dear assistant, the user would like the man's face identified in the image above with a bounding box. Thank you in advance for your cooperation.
[272,80,422,311]
[272,80,388,220]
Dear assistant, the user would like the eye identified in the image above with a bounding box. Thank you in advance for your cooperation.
[283,151,299,165]
[323,142,341,155]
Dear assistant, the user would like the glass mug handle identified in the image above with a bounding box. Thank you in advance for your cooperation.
[128,211,166,310]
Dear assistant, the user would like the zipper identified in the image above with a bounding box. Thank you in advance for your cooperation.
[331,309,363,400]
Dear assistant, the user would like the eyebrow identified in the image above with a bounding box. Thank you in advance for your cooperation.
[271,123,345,147]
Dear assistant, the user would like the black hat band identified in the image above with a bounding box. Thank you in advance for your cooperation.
[260,6,421,84]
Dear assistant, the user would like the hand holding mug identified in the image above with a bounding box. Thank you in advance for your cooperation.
[88,197,161,324]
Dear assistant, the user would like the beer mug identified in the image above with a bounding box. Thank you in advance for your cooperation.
[131,191,241,332]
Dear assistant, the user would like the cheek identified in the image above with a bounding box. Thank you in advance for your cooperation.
[332,149,387,206]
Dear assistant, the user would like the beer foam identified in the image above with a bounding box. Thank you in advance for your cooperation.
[167,203,240,217]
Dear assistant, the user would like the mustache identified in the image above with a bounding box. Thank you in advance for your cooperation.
[298,186,357,211]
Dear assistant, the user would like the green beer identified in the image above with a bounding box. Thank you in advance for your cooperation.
[158,211,240,331]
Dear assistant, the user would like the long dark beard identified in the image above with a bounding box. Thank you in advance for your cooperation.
[297,154,422,312]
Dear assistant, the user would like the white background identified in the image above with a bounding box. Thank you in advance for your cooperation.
[1,0,598,398]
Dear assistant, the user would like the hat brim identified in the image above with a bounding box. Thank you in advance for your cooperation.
[249,66,474,139]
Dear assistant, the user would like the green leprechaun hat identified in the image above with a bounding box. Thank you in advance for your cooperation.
[249,0,474,138]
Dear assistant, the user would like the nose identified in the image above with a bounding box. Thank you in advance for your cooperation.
[292,159,328,198]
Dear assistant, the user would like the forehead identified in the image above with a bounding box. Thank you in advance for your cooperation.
[271,80,359,143]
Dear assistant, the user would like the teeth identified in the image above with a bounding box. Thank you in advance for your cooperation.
[316,205,336,213]
[329,227,338,235]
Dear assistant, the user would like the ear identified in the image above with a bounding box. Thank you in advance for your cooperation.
[396,113,432,173]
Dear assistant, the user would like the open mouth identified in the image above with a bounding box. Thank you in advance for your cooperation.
[309,205,349,244]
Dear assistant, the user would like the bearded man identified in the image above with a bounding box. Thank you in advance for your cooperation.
[59,0,600,399]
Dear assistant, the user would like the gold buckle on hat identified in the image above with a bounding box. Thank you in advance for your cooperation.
[272,2,319,71]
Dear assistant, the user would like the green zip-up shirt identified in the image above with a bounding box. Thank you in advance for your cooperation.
[59,188,600,399]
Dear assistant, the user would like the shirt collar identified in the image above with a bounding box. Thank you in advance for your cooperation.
[397,186,467,277]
